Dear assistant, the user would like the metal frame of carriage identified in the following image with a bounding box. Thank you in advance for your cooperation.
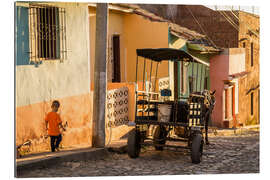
[127,48,211,164]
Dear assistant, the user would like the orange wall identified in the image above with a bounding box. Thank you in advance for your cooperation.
[123,14,169,83]
[17,82,136,154]
[16,93,93,153]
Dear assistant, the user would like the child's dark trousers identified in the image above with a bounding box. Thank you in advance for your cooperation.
[50,134,62,152]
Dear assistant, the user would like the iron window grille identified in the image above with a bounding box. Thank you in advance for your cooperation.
[28,4,67,63]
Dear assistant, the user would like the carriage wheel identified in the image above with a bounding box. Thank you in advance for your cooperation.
[127,128,141,158]
[191,133,203,164]
[153,126,166,151]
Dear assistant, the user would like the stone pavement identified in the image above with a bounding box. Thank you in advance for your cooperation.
[16,126,259,177]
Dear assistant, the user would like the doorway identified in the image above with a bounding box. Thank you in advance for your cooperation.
[112,35,120,82]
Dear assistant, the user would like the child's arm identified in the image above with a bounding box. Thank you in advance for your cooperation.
[59,123,66,131]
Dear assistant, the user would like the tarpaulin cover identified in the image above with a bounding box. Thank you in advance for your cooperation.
[136,48,194,62]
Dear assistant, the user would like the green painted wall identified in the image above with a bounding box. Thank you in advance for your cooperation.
[168,32,210,100]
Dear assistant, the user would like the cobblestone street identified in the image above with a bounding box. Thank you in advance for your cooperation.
[17,131,259,177]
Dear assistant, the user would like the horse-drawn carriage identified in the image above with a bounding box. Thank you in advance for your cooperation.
[127,48,215,163]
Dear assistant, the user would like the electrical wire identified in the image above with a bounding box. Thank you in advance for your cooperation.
[218,11,239,31]
[185,6,218,48]
[221,10,239,29]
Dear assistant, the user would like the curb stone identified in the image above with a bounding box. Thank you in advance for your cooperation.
[16,148,109,175]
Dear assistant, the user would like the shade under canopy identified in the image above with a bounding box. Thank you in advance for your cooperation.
[136,48,210,66]
[136,48,194,61]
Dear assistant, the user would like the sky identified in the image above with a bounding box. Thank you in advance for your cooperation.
[206,5,259,15]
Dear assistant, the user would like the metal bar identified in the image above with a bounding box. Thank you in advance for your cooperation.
[40,8,43,59]
[149,61,153,92]
[28,8,32,61]
[47,8,50,59]
[34,8,37,62]
[61,8,64,60]
[45,7,48,59]
[49,7,52,59]
[64,8,67,60]
[154,62,159,92]
[135,55,139,117]
[41,7,44,59]
[196,62,199,92]
[154,62,159,118]
[56,7,59,59]
[51,7,54,59]
[135,56,138,84]
[142,58,146,91]
[147,61,153,118]
[37,8,41,59]
[199,64,202,91]
[142,58,146,117]
[54,7,57,58]
[174,60,179,123]
[191,58,194,93]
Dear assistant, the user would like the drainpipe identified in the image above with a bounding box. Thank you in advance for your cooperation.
[92,3,108,148]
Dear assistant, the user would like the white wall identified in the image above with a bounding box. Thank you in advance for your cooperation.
[229,48,246,75]
[16,2,90,107]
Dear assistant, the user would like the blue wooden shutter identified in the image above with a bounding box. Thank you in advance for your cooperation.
[16,6,30,66]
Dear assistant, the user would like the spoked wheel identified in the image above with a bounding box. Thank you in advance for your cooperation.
[153,125,166,151]
[127,128,141,158]
[191,133,203,164]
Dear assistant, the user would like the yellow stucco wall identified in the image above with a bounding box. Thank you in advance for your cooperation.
[89,7,169,86]
[89,7,126,86]
[123,14,169,83]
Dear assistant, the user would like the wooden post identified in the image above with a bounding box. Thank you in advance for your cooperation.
[92,3,108,148]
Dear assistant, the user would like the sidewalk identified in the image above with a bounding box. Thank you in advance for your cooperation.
[16,125,259,172]
[207,124,260,137]
[16,139,128,172]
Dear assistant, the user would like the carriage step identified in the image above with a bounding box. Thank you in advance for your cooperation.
[137,108,158,112]
[137,100,159,105]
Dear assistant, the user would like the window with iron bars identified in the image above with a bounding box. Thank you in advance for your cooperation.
[28,4,67,62]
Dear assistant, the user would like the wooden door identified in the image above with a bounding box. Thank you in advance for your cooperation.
[112,35,120,82]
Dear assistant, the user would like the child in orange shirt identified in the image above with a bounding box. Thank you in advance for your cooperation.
[45,100,65,152]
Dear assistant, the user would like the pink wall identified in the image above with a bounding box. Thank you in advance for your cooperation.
[210,51,229,127]
[210,48,246,128]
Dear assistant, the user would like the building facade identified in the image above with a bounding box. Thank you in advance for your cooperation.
[16,2,92,152]
[137,4,260,127]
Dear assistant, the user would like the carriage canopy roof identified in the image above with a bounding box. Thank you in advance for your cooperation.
[136,48,208,66]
